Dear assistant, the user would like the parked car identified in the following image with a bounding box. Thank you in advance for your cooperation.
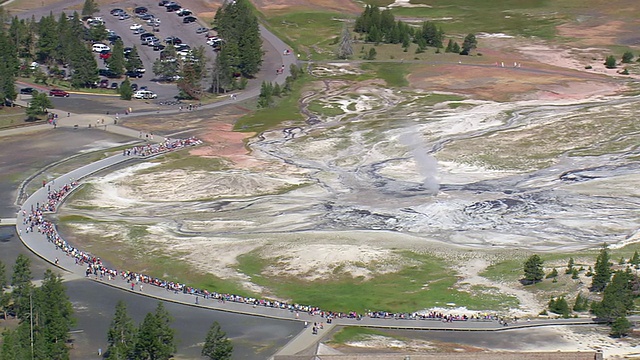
[133,90,157,99]
[153,44,165,51]
[99,50,112,59]
[134,6,148,14]
[20,87,35,95]
[159,0,169,5]
[182,16,196,23]
[195,27,208,34]
[130,83,139,91]
[139,13,155,20]
[92,43,110,52]
[124,70,143,78]
[176,8,191,16]
[110,8,124,15]
[129,23,142,30]
[164,36,182,45]
[98,69,119,78]
[49,89,70,97]
[166,4,181,12]
[110,82,119,89]
[98,79,109,88]
[119,13,131,20]
[140,32,154,40]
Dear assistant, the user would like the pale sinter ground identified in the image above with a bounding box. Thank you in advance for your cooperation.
[59,38,640,357]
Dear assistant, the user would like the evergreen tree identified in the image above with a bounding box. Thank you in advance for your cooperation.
[545,268,558,279]
[604,55,617,69]
[445,39,453,53]
[0,259,8,320]
[451,42,460,53]
[591,269,635,321]
[621,51,634,63]
[126,46,143,72]
[0,28,18,104]
[88,22,108,42]
[630,251,640,267]
[548,296,570,318]
[11,254,34,319]
[69,43,99,88]
[257,81,273,108]
[610,316,632,337]
[571,268,579,279]
[523,254,544,284]
[214,0,262,78]
[34,270,74,359]
[336,24,353,60]
[81,0,99,17]
[26,91,53,120]
[106,39,126,76]
[134,303,176,360]
[573,292,589,312]
[119,77,133,100]
[153,44,179,81]
[418,21,444,48]
[460,33,477,55]
[566,257,575,274]
[201,321,233,360]
[36,13,58,63]
[106,301,136,360]
[591,244,612,292]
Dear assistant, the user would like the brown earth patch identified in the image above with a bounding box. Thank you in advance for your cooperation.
[406,62,618,102]
[557,20,630,47]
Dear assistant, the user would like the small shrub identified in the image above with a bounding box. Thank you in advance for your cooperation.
[585,65,593,69]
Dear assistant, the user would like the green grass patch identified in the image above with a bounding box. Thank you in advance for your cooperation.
[58,214,95,222]
[234,77,309,133]
[388,0,563,39]
[0,106,28,128]
[260,11,348,60]
[330,327,391,344]
[307,100,345,117]
[480,258,524,282]
[361,62,409,87]
[236,250,519,313]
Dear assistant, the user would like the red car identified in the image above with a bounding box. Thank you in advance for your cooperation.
[49,89,70,97]
[99,50,112,60]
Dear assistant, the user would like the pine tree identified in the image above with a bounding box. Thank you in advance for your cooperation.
[81,0,99,17]
[461,33,477,55]
[610,316,632,337]
[11,254,34,320]
[0,28,18,104]
[445,39,453,53]
[566,257,575,274]
[523,254,544,285]
[591,269,634,321]
[548,296,570,318]
[214,0,262,78]
[26,91,53,120]
[336,24,353,60]
[201,321,233,360]
[34,270,74,359]
[0,259,8,320]
[630,251,640,267]
[106,39,126,76]
[69,41,98,88]
[119,77,133,100]
[571,268,579,279]
[106,301,136,360]
[604,55,617,69]
[573,292,589,312]
[134,302,176,360]
[591,244,612,292]
[125,46,143,72]
[546,268,558,279]
[621,51,634,64]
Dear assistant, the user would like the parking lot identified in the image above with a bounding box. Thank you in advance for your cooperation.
[91,1,220,100]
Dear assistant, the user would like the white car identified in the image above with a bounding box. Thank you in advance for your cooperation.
[92,43,111,52]
[129,23,143,30]
[133,90,157,99]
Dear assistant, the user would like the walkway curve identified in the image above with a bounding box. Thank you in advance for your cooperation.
[14,144,616,332]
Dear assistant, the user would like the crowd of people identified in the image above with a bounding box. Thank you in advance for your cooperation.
[19,137,500,325]
[123,137,202,157]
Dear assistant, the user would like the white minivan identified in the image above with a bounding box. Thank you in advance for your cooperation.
[133,90,157,99]
[92,43,110,52]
